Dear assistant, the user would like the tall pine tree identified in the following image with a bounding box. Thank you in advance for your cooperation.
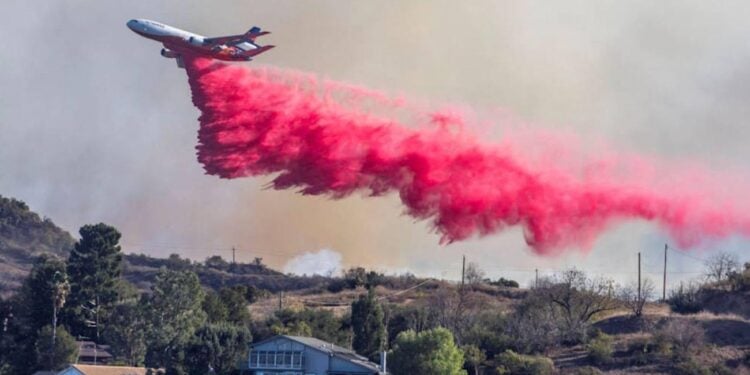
[351,288,386,361]
[65,223,123,340]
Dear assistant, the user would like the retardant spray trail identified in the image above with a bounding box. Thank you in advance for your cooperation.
[185,57,750,254]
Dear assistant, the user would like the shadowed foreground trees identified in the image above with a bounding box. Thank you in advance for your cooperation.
[462,344,485,375]
[351,289,386,361]
[255,308,351,347]
[0,255,70,374]
[144,268,206,374]
[65,223,123,340]
[185,322,251,375]
[35,325,78,371]
[104,301,148,366]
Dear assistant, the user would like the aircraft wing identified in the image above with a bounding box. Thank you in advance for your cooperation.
[204,28,270,45]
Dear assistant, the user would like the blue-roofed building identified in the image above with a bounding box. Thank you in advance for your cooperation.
[243,335,385,375]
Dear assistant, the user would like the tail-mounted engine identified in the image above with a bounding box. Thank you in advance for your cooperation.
[161,48,178,58]
[188,36,205,46]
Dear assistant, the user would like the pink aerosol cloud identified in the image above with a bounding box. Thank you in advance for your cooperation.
[185,57,750,255]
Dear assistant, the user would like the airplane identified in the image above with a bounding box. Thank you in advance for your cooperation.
[127,18,274,68]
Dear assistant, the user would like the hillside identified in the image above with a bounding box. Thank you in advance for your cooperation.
[0,195,332,296]
[0,195,75,295]
[122,252,331,293]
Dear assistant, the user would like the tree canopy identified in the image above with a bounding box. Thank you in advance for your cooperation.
[351,289,386,360]
[389,327,466,375]
[185,322,251,375]
[35,325,78,371]
[143,268,206,373]
[103,301,148,366]
[65,223,123,339]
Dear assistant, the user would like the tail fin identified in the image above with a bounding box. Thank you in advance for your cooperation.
[244,26,270,41]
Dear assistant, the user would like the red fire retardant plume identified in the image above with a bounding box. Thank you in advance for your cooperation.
[185,57,750,254]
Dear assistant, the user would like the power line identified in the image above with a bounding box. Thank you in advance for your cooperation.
[669,249,709,264]
[121,241,305,260]
[120,241,711,284]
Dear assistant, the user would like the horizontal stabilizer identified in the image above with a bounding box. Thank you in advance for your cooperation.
[204,28,270,45]
[242,44,274,58]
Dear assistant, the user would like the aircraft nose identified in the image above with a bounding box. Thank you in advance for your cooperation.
[126,19,139,31]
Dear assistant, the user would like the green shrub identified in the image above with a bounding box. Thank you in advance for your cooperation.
[650,330,673,357]
[668,283,704,314]
[389,328,466,375]
[672,360,731,375]
[627,337,656,366]
[573,366,603,375]
[655,319,705,361]
[709,363,734,375]
[673,359,711,375]
[586,332,613,366]
[326,279,348,293]
[729,263,750,291]
[490,278,519,288]
[495,350,554,375]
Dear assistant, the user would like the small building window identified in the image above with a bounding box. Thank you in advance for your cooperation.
[285,352,293,366]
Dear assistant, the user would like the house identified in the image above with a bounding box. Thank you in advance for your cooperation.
[75,341,114,365]
[56,364,149,375]
[244,335,385,375]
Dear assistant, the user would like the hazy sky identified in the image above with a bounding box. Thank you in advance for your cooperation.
[3,0,750,287]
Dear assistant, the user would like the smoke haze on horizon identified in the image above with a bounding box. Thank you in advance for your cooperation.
[3,1,750,286]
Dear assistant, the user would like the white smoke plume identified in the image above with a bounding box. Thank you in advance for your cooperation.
[283,248,343,276]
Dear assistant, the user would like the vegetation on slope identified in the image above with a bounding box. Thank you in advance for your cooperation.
[2,194,750,374]
[0,196,74,295]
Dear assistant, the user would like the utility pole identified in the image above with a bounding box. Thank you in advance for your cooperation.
[95,295,99,365]
[461,255,466,289]
[278,291,283,311]
[51,289,58,369]
[51,297,56,368]
[535,269,539,288]
[50,271,64,369]
[663,244,668,302]
[232,247,236,264]
[637,252,642,303]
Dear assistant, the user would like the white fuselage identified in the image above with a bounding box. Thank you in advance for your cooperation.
[127,19,200,44]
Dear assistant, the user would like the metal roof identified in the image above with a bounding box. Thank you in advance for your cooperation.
[253,335,381,373]
[63,365,148,375]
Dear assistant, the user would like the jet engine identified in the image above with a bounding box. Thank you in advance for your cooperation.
[188,36,205,46]
[161,48,178,58]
